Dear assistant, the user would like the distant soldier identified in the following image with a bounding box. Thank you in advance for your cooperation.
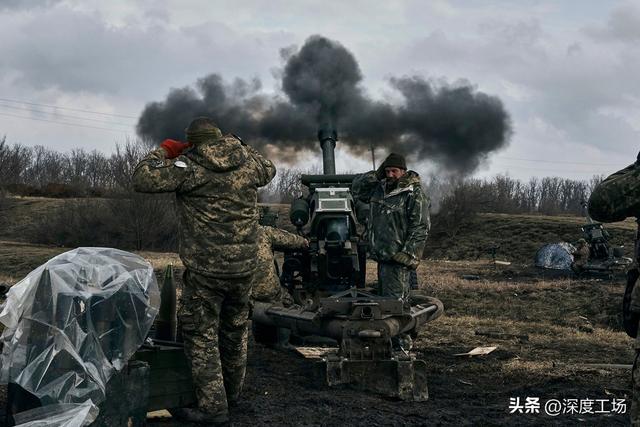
[571,238,590,273]
[588,155,640,425]
[132,117,275,424]
[352,152,430,348]
[252,208,308,306]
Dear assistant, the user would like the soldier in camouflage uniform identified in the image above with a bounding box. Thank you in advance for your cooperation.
[352,152,430,305]
[132,117,275,424]
[571,238,590,273]
[252,210,308,305]
[588,158,640,425]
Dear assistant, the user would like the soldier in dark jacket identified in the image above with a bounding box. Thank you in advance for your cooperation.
[133,117,275,424]
[588,157,640,425]
[352,152,430,305]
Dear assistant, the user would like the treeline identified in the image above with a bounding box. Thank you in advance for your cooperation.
[1,137,177,251]
[0,136,145,197]
[0,137,604,216]
[0,136,308,202]
[428,174,604,217]
[261,168,604,217]
[0,137,608,253]
[428,175,604,241]
[0,137,309,251]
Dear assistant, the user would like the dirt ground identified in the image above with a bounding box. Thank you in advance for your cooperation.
[0,243,634,426]
[144,259,632,426]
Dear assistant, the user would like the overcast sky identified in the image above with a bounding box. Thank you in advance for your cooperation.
[1,0,639,180]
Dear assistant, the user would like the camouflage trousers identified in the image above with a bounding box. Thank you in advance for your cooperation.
[179,269,252,416]
[251,278,283,305]
[377,261,410,304]
[633,352,640,425]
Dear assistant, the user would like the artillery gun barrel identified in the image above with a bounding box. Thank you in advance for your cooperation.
[317,127,337,175]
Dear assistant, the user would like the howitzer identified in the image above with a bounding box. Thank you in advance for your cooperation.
[251,124,443,400]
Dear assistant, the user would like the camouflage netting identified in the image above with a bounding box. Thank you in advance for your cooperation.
[0,247,160,426]
[534,242,576,270]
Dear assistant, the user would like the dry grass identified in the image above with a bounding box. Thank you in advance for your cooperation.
[410,258,633,418]
[0,238,633,424]
[0,240,68,283]
[136,251,183,270]
[0,197,634,424]
[0,197,70,241]
[0,240,183,286]
[426,212,636,263]
[417,259,626,330]
[3,196,635,263]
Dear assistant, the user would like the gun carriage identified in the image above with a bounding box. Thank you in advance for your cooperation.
[251,126,443,400]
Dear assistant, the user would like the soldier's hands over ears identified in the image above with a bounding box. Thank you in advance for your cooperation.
[160,139,193,159]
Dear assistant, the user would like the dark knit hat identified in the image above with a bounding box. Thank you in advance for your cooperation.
[383,152,407,170]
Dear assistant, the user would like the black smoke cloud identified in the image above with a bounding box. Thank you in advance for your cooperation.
[341,77,513,172]
[281,35,363,125]
[137,35,511,174]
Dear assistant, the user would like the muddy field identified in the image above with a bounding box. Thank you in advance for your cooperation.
[0,241,635,426]
[231,260,632,426]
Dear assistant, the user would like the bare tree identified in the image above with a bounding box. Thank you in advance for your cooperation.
[259,168,306,203]
[0,136,617,223]
[0,138,32,186]
[86,150,111,192]
[109,138,148,192]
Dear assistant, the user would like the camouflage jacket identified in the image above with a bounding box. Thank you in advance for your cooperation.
[588,162,640,223]
[352,170,430,263]
[133,135,276,278]
[251,225,307,303]
[588,162,640,344]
